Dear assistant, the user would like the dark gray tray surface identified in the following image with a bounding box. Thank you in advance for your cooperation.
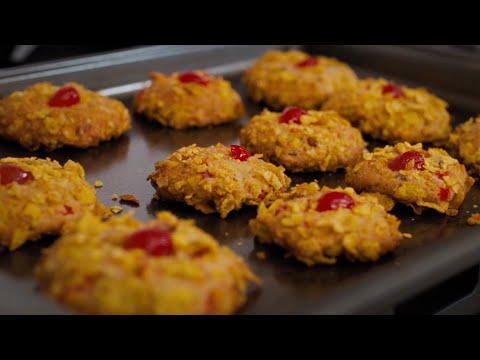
[0,45,479,314]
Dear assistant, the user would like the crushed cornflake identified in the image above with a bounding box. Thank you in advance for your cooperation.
[112,193,119,201]
[94,180,103,188]
[110,205,123,214]
[119,194,140,206]
[402,233,413,239]
[467,213,480,225]
[256,251,267,260]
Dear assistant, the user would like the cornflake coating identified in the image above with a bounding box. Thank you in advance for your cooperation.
[35,211,260,315]
[242,50,358,110]
[322,78,451,143]
[119,194,140,206]
[0,82,130,151]
[449,116,480,176]
[249,182,402,266]
[240,109,366,172]
[467,213,480,225]
[133,71,244,129]
[346,142,474,216]
[147,143,291,218]
[0,157,105,250]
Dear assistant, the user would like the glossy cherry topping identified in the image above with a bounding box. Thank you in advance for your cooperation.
[178,72,210,86]
[278,106,307,124]
[230,145,250,162]
[439,187,451,201]
[316,192,355,212]
[123,227,174,256]
[48,86,80,107]
[436,171,449,179]
[62,205,74,215]
[296,57,318,68]
[0,163,34,185]
[382,83,404,98]
[388,151,425,171]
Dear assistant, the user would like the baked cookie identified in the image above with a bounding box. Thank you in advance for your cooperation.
[345,142,474,216]
[35,211,260,315]
[0,157,104,251]
[133,71,244,129]
[147,143,291,218]
[322,78,451,143]
[249,182,402,266]
[242,50,358,110]
[449,116,480,176]
[240,107,366,172]
[0,82,130,150]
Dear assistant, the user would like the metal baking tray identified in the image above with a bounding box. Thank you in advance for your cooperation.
[1,45,480,315]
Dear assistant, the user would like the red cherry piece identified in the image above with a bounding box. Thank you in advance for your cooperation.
[439,187,451,202]
[62,205,74,216]
[135,89,146,102]
[48,86,80,107]
[296,57,318,68]
[124,227,174,257]
[388,151,425,171]
[178,72,210,86]
[436,171,449,179]
[0,163,34,185]
[230,145,250,162]
[316,192,355,213]
[382,83,404,98]
[279,106,308,124]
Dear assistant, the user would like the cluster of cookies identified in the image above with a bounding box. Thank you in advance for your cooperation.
[1,49,478,315]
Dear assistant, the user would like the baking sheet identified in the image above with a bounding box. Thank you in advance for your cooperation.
[1,45,479,314]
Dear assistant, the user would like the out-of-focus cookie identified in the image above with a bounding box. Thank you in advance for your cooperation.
[240,107,366,172]
[250,182,402,266]
[242,50,358,110]
[0,157,105,250]
[133,71,244,129]
[449,116,480,176]
[345,142,474,216]
[322,78,451,143]
[147,143,291,218]
[0,82,130,150]
[35,211,260,314]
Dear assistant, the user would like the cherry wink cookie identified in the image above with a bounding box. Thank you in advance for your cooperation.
[0,157,104,251]
[0,82,130,150]
[240,107,366,172]
[35,211,260,315]
[147,143,291,218]
[133,71,244,129]
[322,78,451,143]
[449,116,480,176]
[242,50,358,110]
[249,182,402,266]
[345,142,474,216]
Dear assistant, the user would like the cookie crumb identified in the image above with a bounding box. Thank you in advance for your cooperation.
[110,205,123,214]
[112,193,119,201]
[119,194,140,207]
[467,213,480,225]
[256,251,267,260]
[94,180,103,188]
[402,233,413,239]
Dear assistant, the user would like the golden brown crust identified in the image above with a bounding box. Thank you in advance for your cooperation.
[449,116,480,176]
[35,211,260,315]
[147,143,291,218]
[322,78,451,143]
[0,157,105,250]
[242,50,358,110]
[133,71,244,129]
[0,82,130,150]
[345,142,475,216]
[249,182,402,266]
[240,109,366,172]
